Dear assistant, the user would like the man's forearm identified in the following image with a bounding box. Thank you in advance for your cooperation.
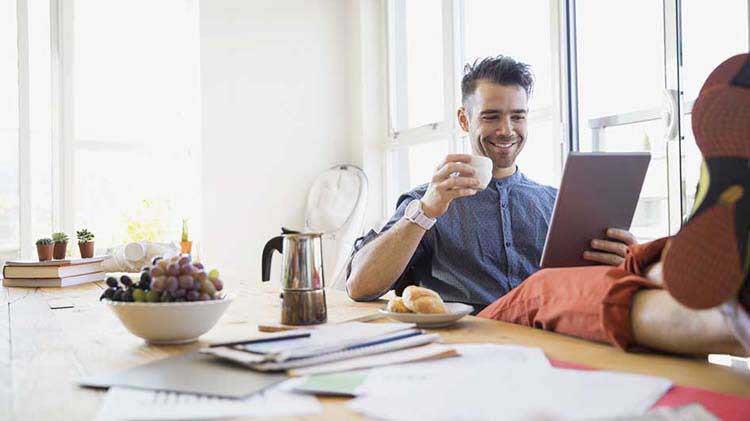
[347,219,427,300]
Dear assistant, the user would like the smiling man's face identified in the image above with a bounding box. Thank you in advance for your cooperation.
[458,81,529,178]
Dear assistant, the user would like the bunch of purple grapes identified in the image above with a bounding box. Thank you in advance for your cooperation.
[100,254,223,302]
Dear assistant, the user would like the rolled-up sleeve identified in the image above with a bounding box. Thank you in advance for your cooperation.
[345,187,432,301]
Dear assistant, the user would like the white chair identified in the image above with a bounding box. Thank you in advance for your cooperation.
[304,164,368,290]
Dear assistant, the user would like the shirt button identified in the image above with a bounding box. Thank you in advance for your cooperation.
[505,242,511,247]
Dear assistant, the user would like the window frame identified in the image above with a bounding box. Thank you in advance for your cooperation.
[9,0,201,260]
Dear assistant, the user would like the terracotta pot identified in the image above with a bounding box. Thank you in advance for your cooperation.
[79,241,95,258]
[53,242,68,260]
[180,241,192,254]
[37,244,53,261]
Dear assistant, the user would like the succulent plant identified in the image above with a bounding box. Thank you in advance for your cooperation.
[51,232,69,243]
[76,228,95,243]
[181,219,189,242]
[36,238,53,245]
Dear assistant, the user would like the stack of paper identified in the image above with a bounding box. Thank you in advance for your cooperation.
[347,344,672,421]
[95,379,320,421]
[204,322,456,375]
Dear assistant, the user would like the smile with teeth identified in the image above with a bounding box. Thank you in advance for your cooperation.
[487,140,518,149]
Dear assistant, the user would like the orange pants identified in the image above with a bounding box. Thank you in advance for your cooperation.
[478,238,669,350]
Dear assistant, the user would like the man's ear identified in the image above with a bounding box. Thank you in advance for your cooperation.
[457,107,470,132]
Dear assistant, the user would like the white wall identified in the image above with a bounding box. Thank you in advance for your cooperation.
[200,0,357,283]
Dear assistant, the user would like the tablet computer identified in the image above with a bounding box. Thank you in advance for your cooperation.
[540,152,651,268]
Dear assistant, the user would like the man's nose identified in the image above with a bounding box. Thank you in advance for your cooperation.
[495,117,512,137]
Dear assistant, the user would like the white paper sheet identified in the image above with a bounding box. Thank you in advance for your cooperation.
[95,378,321,420]
[349,343,671,421]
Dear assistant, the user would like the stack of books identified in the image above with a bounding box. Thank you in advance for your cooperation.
[2,256,107,287]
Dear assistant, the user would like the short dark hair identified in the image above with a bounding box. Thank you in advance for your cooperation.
[461,55,534,105]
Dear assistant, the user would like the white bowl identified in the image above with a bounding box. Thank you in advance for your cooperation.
[103,294,234,344]
[379,302,474,328]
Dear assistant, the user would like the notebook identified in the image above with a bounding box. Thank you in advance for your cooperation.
[79,351,286,399]
[2,271,105,287]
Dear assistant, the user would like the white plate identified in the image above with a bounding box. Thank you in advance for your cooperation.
[379,302,474,328]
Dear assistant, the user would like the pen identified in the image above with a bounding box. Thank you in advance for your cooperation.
[209,331,311,348]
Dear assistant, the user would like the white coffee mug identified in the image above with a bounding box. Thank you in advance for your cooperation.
[468,155,493,189]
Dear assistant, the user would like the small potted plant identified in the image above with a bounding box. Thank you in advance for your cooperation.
[180,218,192,254]
[36,238,53,261]
[51,232,69,259]
[76,228,95,258]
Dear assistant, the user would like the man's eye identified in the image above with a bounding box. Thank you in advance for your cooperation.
[483,115,498,121]
[511,115,526,121]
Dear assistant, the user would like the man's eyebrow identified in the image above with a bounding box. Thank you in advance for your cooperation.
[479,109,528,115]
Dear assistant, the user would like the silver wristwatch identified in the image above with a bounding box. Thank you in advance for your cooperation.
[404,199,437,231]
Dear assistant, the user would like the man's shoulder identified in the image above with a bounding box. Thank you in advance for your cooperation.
[517,174,558,198]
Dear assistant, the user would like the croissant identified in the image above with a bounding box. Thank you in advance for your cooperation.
[386,297,413,313]
[402,286,447,314]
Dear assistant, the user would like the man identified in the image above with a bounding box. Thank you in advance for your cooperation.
[480,54,750,357]
[347,56,634,311]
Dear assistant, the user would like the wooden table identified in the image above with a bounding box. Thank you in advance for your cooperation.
[2,280,749,420]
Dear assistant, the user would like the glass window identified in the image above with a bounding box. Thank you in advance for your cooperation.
[407,140,449,189]
[72,0,201,249]
[463,0,553,111]
[0,0,19,259]
[391,0,445,131]
[29,0,53,244]
[680,0,749,217]
[576,0,665,152]
[576,0,669,241]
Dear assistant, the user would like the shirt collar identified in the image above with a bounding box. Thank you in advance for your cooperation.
[492,166,523,188]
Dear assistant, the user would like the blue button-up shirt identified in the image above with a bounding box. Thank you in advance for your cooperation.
[350,170,557,308]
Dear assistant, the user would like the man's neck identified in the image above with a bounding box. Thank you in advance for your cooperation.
[493,165,517,179]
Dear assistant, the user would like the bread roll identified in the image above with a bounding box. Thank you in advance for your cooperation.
[386,297,413,313]
[402,286,447,314]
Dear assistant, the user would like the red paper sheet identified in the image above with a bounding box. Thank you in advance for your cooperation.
[550,359,750,420]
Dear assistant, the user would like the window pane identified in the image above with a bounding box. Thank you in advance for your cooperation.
[72,0,200,249]
[0,0,19,259]
[576,1,669,241]
[680,0,748,218]
[391,0,445,130]
[515,118,558,187]
[463,0,553,111]
[408,140,449,189]
[576,0,665,152]
[29,0,53,244]
[600,120,669,242]
[73,148,193,248]
[681,0,748,101]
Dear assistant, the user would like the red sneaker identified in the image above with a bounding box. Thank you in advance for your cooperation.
[663,54,750,311]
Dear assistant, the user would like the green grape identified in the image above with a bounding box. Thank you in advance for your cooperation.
[208,269,219,281]
[199,278,216,295]
[132,288,146,302]
[145,290,161,303]
[194,270,207,282]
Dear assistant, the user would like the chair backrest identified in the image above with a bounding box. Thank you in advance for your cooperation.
[304,164,368,290]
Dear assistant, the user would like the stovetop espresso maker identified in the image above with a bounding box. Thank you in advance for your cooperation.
[262,228,327,325]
